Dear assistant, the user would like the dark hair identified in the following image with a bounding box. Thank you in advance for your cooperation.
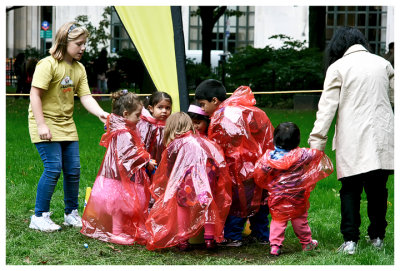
[187,111,210,126]
[326,26,371,68]
[273,122,300,150]
[146,91,172,108]
[388,42,394,50]
[194,79,226,102]
[111,89,142,116]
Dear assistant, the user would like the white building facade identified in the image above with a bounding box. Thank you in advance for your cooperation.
[6,6,394,58]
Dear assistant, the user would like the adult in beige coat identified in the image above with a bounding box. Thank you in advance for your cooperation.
[308,27,394,255]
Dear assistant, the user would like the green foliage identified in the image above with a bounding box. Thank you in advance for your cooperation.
[225,35,324,108]
[185,58,218,91]
[23,46,46,59]
[6,99,394,265]
[112,48,146,90]
[75,6,112,57]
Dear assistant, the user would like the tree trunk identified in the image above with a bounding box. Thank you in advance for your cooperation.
[199,6,227,68]
[309,6,326,52]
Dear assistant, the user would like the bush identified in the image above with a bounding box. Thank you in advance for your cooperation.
[225,35,324,108]
[185,58,218,92]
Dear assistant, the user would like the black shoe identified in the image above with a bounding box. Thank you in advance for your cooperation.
[218,238,243,247]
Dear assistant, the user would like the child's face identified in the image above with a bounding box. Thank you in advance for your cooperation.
[149,99,172,121]
[124,105,143,125]
[65,35,87,62]
[192,119,208,135]
[197,98,220,115]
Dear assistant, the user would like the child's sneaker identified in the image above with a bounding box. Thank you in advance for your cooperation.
[177,240,191,251]
[336,241,357,255]
[302,239,318,251]
[270,245,281,256]
[205,239,216,250]
[218,238,243,247]
[29,212,61,232]
[63,209,82,228]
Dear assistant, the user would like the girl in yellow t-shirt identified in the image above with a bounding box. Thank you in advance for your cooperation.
[28,21,109,232]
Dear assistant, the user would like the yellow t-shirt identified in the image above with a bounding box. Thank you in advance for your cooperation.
[28,56,91,143]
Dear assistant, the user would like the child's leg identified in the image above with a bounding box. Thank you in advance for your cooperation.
[177,205,191,237]
[291,212,312,245]
[223,215,247,241]
[248,204,270,242]
[34,142,63,216]
[61,141,81,215]
[269,219,288,247]
[204,223,215,240]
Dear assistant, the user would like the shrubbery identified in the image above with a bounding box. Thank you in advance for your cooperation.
[224,35,324,108]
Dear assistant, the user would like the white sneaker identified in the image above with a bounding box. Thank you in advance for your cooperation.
[368,237,384,249]
[63,209,82,228]
[29,212,62,232]
[337,241,357,255]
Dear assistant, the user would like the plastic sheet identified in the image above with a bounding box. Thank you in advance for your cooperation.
[145,131,231,250]
[81,114,151,245]
[254,147,333,222]
[208,86,274,217]
[136,108,166,164]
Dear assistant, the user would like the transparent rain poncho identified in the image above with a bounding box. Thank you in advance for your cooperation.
[81,114,151,245]
[145,131,232,250]
[254,148,333,222]
[208,86,275,217]
[136,108,166,164]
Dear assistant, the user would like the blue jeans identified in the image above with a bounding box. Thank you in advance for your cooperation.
[34,141,81,216]
[224,204,270,241]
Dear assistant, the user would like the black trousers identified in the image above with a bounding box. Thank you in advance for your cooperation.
[339,169,390,242]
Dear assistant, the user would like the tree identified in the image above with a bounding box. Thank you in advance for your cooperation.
[190,6,244,68]
[74,6,112,57]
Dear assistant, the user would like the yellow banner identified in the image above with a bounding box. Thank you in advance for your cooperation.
[115,6,180,112]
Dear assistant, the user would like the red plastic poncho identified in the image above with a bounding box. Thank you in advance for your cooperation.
[208,86,274,218]
[145,131,232,250]
[81,114,151,245]
[136,108,166,164]
[254,148,333,222]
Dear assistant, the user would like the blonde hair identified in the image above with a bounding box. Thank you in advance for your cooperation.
[111,90,142,116]
[49,21,89,61]
[163,112,196,146]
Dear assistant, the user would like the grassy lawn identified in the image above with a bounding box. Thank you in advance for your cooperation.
[5,98,394,266]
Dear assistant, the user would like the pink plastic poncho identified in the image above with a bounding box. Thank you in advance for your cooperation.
[208,86,274,218]
[145,131,232,250]
[254,148,333,222]
[136,108,166,164]
[81,114,151,245]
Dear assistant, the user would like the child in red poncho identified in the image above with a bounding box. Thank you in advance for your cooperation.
[187,102,209,137]
[136,91,172,165]
[195,79,274,247]
[254,122,333,256]
[81,90,156,245]
[145,112,232,251]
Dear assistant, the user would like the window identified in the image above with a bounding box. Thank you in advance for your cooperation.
[326,6,387,54]
[110,8,135,53]
[188,6,255,53]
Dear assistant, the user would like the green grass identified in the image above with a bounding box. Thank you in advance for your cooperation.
[5,98,394,265]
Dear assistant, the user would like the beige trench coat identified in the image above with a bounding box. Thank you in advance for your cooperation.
[308,44,394,179]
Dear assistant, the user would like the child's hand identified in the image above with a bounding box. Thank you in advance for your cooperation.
[147,159,157,172]
[38,123,52,141]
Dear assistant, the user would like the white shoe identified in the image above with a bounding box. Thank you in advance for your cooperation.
[63,209,82,228]
[368,237,384,249]
[29,212,62,232]
[337,241,357,255]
